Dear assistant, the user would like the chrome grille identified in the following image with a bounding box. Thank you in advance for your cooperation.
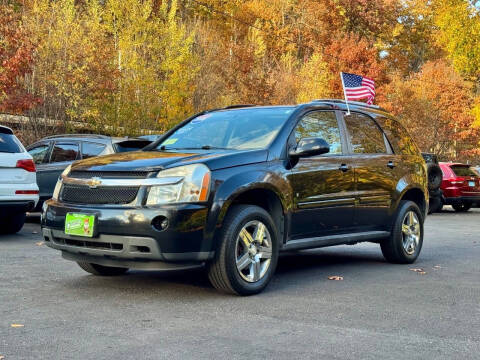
[60,184,139,204]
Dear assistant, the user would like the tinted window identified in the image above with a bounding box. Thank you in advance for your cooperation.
[157,107,295,150]
[0,133,24,153]
[50,143,79,163]
[344,112,386,154]
[375,116,419,155]
[450,165,478,177]
[294,111,342,154]
[114,140,151,153]
[82,142,106,159]
[29,144,50,164]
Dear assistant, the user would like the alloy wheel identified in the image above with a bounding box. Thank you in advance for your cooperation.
[235,220,272,283]
[401,211,421,255]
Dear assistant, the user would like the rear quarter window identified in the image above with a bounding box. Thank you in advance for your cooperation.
[82,142,106,159]
[114,140,151,153]
[375,116,419,156]
[0,133,24,153]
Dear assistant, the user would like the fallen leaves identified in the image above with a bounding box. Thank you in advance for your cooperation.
[35,242,44,246]
[409,268,426,275]
[10,324,24,328]
[328,276,344,281]
[433,265,442,270]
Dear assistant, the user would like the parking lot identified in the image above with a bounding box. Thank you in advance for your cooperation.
[0,208,479,360]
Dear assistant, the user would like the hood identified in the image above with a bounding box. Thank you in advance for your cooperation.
[70,149,268,172]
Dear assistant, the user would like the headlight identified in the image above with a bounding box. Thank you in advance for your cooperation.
[52,165,72,200]
[146,164,211,205]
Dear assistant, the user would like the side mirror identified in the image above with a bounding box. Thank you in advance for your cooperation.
[289,137,330,158]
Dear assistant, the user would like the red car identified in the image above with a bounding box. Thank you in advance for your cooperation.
[439,162,480,211]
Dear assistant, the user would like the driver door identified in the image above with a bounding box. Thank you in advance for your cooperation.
[287,110,356,239]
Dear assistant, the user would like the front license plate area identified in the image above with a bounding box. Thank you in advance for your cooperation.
[468,181,475,187]
[65,213,95,238]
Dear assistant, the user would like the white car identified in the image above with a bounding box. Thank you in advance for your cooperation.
[0,125,39,234]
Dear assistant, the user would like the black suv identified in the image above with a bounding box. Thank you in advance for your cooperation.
[41,100,428,295]
[27,134,151,210]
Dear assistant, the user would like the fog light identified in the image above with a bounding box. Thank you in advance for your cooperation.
[152,216,169,231]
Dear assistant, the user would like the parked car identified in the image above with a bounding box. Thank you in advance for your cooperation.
[0,125,39,234]
[27,134,152,210]
[421,153,443,213]
[41,100,428,295]
[439,162,480,212]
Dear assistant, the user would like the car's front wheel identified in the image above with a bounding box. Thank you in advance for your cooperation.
[207,205,279,295]
[77,262,129,276]
[381,200,424,264]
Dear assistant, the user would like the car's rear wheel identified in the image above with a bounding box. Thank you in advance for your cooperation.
[452,202,472,212]
[0,212,26,234]
[77,262,129,276]
[381,200,423,264]
[207,205,279,295]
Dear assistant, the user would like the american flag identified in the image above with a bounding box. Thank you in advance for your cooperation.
[341,72,375,105]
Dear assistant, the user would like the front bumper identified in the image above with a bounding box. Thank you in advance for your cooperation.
[41,199,215,268]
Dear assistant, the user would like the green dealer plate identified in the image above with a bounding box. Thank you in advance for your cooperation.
[65,213,95,237]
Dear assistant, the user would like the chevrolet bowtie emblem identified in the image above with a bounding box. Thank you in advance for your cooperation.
[88,177,102,189]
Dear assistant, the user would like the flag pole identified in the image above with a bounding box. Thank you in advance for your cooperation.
[340,72,351,115]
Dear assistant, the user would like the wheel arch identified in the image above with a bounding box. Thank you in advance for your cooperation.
[214,183,289,245]
[398,186,428,219]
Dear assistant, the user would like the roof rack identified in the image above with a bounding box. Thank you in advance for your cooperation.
[43,134,110,140]
[222,104,256,110]
[311,99,384,110]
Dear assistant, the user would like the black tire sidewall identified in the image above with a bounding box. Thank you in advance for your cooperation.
[0,212,26,234]
[222,206,279,295]
[427,163,442,190]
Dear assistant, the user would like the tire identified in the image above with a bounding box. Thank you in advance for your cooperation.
[0,212,26,234]
[77,262,129,276]
[428,196,443,214]
[207,205,279,295]
[452,202,472,212]
[381,200,424,264]
[427,163,443,191]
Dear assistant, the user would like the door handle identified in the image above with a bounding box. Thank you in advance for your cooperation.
[387,161,395,169]
[339,164,349,172]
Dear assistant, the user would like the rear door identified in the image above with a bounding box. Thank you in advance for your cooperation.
[342,111,399,231]
[40,142,80,198]
[287,110,356,239]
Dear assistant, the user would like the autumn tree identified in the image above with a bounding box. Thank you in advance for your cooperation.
[380,59,479,160]
[0,3,38,113]
[435,0,480,84]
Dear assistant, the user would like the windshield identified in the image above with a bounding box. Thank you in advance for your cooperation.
[157,107,294,150]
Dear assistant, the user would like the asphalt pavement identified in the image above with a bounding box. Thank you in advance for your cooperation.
[1,208,479,360]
